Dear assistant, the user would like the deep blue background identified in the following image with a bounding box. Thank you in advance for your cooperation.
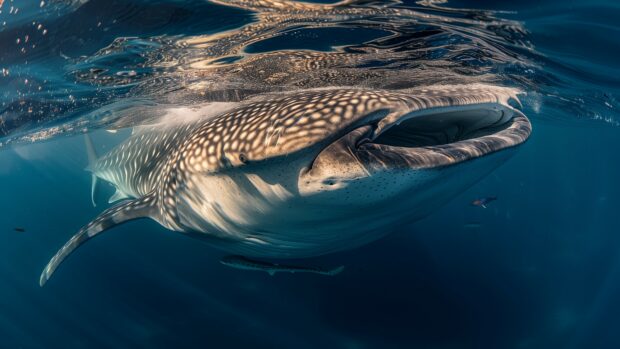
[2,106,619,349]
[1,0,620,348]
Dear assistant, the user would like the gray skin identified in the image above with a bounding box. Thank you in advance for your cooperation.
[40,85,531,286]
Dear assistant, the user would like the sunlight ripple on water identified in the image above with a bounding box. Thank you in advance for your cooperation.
[1,0,618,149]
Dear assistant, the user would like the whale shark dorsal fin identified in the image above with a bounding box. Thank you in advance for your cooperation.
[84,134,99,207]
[108,189,129,203]
[39,193,157,287]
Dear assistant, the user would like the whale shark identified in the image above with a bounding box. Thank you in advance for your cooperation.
[39,84,531,286]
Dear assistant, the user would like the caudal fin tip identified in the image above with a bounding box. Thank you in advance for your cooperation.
[39,272,48,287]
[39,261,57,287]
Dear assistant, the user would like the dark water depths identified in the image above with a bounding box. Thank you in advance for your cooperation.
[1,0,619,348]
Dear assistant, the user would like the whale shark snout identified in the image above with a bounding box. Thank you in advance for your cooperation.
[39,84,531,286]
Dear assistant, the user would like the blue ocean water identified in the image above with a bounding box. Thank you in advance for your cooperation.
[1,0,619,348]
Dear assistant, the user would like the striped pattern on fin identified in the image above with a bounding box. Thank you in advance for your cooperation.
[39,193,157,287]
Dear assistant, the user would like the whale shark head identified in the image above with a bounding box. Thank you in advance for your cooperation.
[172,84,531,256]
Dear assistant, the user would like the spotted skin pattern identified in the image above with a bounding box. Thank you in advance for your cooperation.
[39,85,530,286]
[176,90,409,173]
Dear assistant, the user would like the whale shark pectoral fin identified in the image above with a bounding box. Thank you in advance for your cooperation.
[108,189,129,203]
[39,193,157,287]
[84,134,99,207]
[90,174,98,207]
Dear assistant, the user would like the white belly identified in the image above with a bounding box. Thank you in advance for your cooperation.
[174,148,515,259]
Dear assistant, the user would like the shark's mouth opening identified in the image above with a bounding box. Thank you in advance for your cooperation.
[352,103,532,170]
[373,107,514,147]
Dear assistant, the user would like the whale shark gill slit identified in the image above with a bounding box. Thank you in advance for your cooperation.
[39,192,158,286]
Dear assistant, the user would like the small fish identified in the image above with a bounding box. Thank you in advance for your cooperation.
[14,227,26,233]
[220,255,344,276]
[471,196,497,208]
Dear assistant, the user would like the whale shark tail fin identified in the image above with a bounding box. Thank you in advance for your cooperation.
[84,134,99,207]
[39,193,157,287]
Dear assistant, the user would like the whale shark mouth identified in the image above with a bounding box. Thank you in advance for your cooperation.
[307,102,532,176]
[355,103,532,169]
[374,106,517,147]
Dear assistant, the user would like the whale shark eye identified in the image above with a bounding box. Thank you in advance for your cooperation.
[239,153,249,164]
